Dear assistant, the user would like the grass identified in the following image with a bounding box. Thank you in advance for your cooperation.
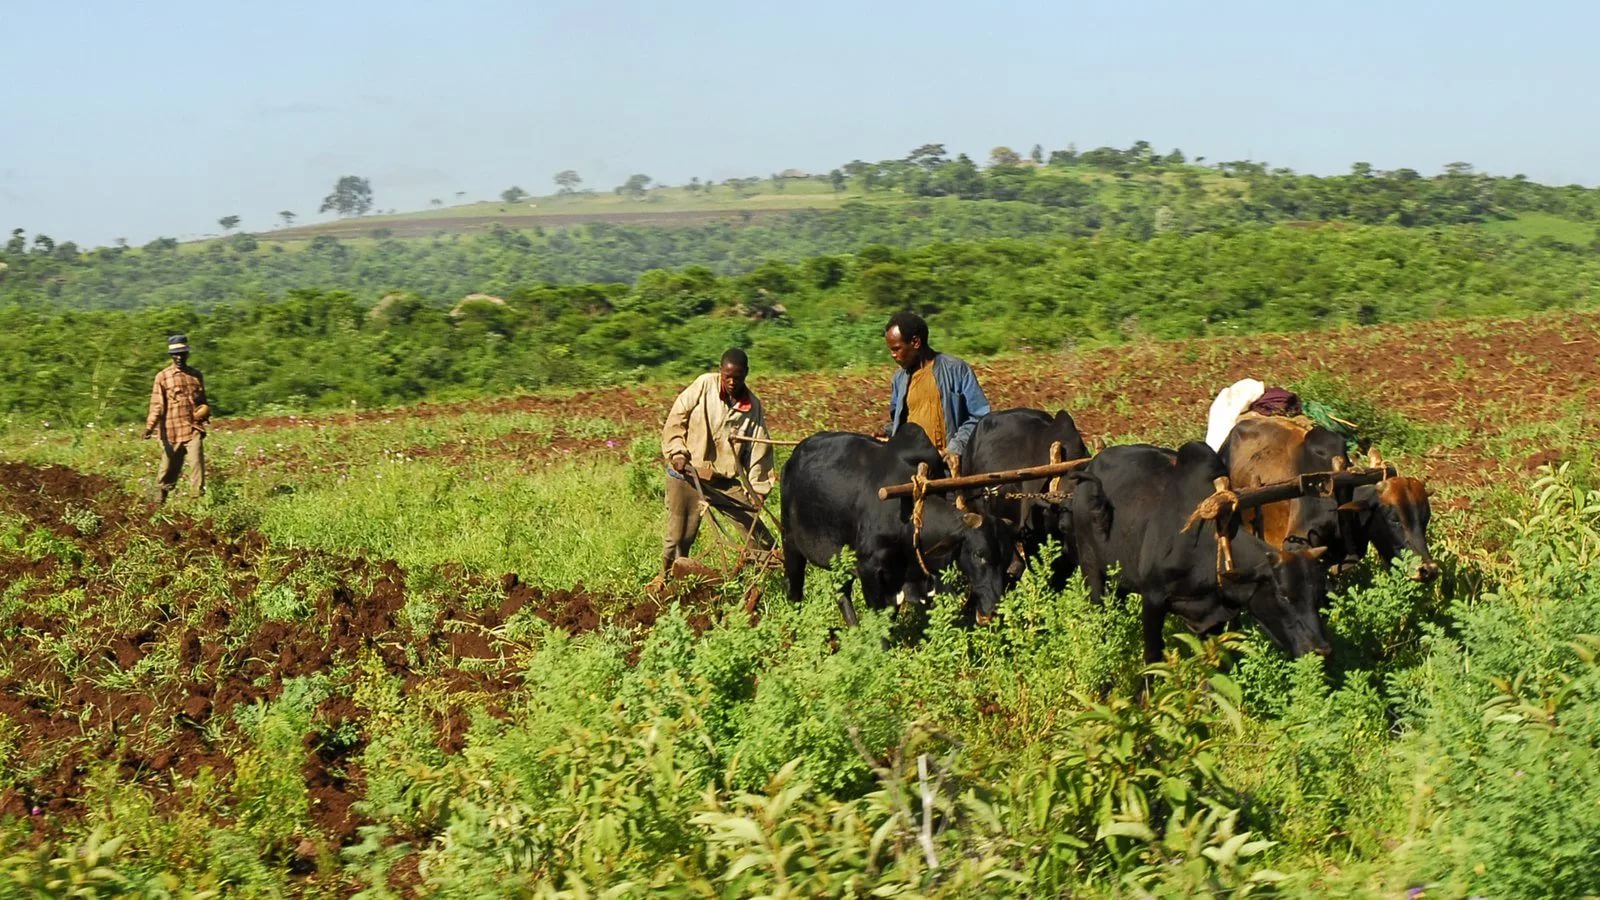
[1481,210,1597,244]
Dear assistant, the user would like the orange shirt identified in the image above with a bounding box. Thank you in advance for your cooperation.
[904,357,946,451]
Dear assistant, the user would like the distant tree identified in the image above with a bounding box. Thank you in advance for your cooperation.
[229,232,258,252]
[702,179,714,195]
[319,175,374,217]
[554,170,582,194]
[617,174,653,198]
[53,241,80,261]
[6,229,24,254]
[1048,143,1079,167]
[1029,144,1044,165]
[905,143,949,172]
[726,177,761,198]
[771,173,787,192]
[114,237,129,249]
[429,198,442,207]
[454,191,466,200]
[501,186,529,204]
[1164,148,1187,166]
[369,227,394,239]
[687,176,702,193]
[278,210,297,227]
[218,215,241,232]
[829,169,846,192]
[143,236,178,252]
[32,234,54,255]
[989,146,1022,169]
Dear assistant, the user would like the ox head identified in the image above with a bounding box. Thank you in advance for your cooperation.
[1229,546,1332,658]
[1340,476,1438,582]
[924,510,1012,624]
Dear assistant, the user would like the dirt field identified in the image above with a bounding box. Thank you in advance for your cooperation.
[0,462,725,843]
[224,309,1600,490]
[4,309,1597,856]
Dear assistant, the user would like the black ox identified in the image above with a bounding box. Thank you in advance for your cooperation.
[1069,442,1333,664]
[781,423,1013,625]
[963,408,1089,586]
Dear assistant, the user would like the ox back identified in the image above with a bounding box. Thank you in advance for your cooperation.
[1069,442,1332,664]
[1219,414,1353,557]
[780,423,1011,625]
[1220,415,1439,582]
[963,408,1089,586]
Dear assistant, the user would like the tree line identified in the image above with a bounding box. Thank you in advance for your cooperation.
[4,224,1595,427]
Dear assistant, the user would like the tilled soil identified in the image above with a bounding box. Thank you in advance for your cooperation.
[0,462,726,845]
[221,311,1600,496]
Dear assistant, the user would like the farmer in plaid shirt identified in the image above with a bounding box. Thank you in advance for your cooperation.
[144,334,210,504]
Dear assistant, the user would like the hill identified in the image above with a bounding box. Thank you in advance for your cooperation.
[6,143,1598,315]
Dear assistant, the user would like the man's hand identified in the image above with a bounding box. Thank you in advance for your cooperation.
[669,452,689,473]
[942,452,961,476]
[142,428,154,441]
[694,463,715,482]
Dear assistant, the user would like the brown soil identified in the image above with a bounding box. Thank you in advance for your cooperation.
[0,462,729,846]
[214,312,1600,496]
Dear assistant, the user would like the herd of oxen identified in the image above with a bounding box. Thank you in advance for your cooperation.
[778,408,1438,667]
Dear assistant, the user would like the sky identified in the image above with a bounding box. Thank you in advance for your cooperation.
[3,0,1597,248]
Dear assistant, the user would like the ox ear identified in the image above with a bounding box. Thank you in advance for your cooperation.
[962,512,986,530]
[1303,546,1329,561]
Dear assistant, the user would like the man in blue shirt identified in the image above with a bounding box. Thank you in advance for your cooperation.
[883,311,991,474]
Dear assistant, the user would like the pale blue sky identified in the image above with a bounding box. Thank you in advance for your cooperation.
[3,0,1596,247]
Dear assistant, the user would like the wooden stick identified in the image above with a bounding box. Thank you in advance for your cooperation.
[878,457,1093,501]
[730,435,802,446]
[1231,465,1396,510]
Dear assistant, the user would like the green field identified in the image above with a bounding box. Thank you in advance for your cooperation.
[3,309,1599,896]
[1481,210,1598,243]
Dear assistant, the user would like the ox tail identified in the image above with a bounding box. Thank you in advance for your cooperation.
[1069,471,1112,539]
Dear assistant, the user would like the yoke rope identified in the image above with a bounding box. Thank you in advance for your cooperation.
[1183,476,1239,579]
[910,462,935,578]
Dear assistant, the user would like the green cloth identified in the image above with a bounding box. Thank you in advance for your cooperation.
[1303,400,1358,446]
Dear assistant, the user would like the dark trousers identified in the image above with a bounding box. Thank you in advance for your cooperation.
[663,473,773,572]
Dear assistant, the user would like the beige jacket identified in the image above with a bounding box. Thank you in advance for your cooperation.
[661,373,774,495]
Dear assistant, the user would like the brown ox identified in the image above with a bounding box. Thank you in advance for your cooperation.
[1219,414,1439,582]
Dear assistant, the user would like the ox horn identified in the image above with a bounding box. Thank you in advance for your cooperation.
[1332,455,1348,473]
[1367,447,1384,470]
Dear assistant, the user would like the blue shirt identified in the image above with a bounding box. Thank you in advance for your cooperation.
[886,352,991,457]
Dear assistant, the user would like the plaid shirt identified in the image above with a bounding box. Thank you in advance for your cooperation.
[146,362,207,444]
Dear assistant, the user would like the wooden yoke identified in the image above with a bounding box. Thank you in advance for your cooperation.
[878,457,1093,501]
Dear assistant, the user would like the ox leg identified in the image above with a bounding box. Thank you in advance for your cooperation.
[1140,592,1169,665]
[783,538,808,605]
[1078,541,1108,605]
[837,592,860,627]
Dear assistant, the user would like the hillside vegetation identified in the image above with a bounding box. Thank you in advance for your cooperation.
[4,143,1599,313]
[5,223,1598,428]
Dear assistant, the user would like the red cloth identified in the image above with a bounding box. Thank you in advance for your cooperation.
[1248,386,1302,417]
